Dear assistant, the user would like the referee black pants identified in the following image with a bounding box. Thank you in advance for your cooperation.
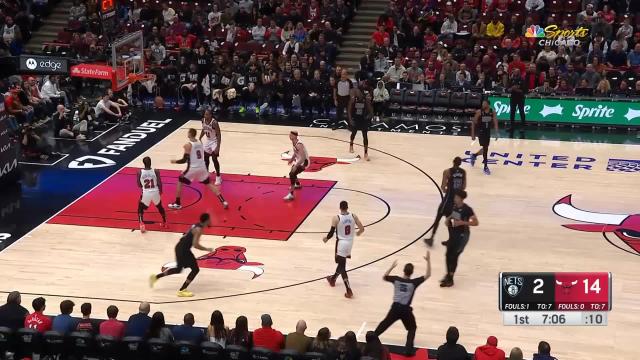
[335,95,350,127]
[374,303,416,350]
[509,95,526,129]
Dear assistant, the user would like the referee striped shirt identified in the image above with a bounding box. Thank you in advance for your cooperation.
[384,276,426,306]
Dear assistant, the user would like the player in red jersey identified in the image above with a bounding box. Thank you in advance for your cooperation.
[24,297,52,333]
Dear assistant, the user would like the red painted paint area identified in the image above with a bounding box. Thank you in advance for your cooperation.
[49,167,336,240]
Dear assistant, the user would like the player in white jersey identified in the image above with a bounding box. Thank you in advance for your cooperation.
[168,128,228,210]
[199,109,222,185]
[323,201,364,298]
[137,156,167,233]
[284,131,310,201]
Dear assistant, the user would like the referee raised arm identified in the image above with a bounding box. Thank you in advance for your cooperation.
[374,251,431,356]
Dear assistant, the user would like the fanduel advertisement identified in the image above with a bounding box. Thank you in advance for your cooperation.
[489,96,640,126]
[0,104,19,186]
[19,55,69,75]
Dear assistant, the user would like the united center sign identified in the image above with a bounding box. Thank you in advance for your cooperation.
[489,96,640,126]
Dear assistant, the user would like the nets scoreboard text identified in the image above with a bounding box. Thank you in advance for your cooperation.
[499,272,612,326]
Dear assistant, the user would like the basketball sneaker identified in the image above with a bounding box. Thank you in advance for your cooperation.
[483,167,491,175]
[149,274,157,288]
[470,154,477,166]
[326,276,336,287]
[424,237,434,247]
[283,193,295,201]
[215,176,222,185]
[177,290,194,297]
[139,223,146,233]
[345,288,353,298]
[294,182,302,189]
[168,203,182,209]
[223,201,229,209]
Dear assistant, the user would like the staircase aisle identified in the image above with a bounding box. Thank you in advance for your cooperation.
[336,0,387,71]
[25,0,74,53]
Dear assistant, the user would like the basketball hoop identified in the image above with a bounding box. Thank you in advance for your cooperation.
[127,72,156,84]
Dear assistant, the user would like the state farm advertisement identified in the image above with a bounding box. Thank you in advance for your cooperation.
[70,63,113,80]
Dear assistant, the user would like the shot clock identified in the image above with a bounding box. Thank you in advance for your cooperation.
[499,272,612,326]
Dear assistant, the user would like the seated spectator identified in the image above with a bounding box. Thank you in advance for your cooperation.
[76,303,98,334]
[525,0,544,11]
[406,60,423,83]
[373,80,389,121]
[206,310,229,347]
[485,15,504,38]
[310,327,335,356]
[362,331,391,360]
[69,0,87,22]
[581,64,602,88]
[24,297,52,333]
[162,2,177,24]
[339,331,361,360]
[534,80,554,95]
[635,80,640,96]
[617,17,633,40]
[252,19,267,43]
[0,291,29,330]
[555,79,574,95]
[41,76,68,107]
[474,336,505,360]
[537,45,557,64]
[228,315,251,348]
[533,341,557,360]
[575,79,594,96]
[439,15,458,40]
[577,3,597,24]
[599,5,616,25]
[453,72,472,90]
[293,22,307,43]
[606,43,629,68]
[5,89,34,124]
[54,104,87,140]
[149,38,167,65]
[371,25,389,47]
[628,44,640,68]
[95,93,122,123]
[147,311,174,342]
[384,58,406,85]
[125,302,151,337]
[252,314,284,352]
[99,305,125,339]
[285,320,311,353]
[458,4,475,25]
[1,17,21,51]
[509,347,524,360]
[265,20,282,43]
[436,326,468,360]
[52,300,76,335]
[594,79,611,97]
[172,313,205,343]
[612,80,633,97]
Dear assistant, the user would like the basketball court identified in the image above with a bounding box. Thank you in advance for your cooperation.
[1,121,638,359]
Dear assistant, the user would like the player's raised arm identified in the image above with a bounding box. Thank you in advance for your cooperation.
[192,227,213,252]
[383,260,398,279]
[323,215,340,243]
[353,214,364,236]
[172,143,192,164]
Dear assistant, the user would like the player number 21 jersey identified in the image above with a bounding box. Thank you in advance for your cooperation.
[140,169,159,193]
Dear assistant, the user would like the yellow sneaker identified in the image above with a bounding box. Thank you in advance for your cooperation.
[149,274,157,289]
[177,290,194,297]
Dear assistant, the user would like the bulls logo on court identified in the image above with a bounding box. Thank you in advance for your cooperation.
[162,246,264,279]
[553,195,640,256]
[280,151,359,172]
[555,279,578,295]
[503,275,524,297]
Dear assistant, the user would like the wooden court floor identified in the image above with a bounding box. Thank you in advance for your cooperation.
[1,122,639,360]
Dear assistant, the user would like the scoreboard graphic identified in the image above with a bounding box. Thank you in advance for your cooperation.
[499,272,612,326]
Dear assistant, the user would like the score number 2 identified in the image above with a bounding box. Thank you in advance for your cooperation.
[533,278,544,294]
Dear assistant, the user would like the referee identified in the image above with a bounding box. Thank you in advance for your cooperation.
[508,68,527,131]
[334,69,353,130]
[374,251,431,356]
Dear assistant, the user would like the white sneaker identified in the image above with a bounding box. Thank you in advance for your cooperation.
[294,183,302,189]
[168,203,182,209]
[283,193,294,201]
[215,176,222,185]
[223,201,229,209]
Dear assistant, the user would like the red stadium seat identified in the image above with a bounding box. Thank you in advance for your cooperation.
[548,0,563,13]
[565,0,581,13]
[562,13,576,25]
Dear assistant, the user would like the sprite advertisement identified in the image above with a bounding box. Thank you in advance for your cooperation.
[489,96,640,126]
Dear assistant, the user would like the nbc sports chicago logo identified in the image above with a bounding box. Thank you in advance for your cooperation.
[525,24,589,46]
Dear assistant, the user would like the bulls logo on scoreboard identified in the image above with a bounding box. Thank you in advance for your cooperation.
[503,275,524,297]
[555,279,578,295]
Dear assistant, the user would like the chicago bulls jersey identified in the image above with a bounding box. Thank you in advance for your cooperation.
[336,213,355,257]
[140,168,159,193]
[202,117,219,148]
[293,139,309,166]
[189,141,206,169]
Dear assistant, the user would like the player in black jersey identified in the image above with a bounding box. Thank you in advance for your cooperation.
[149,213,213,297]
[348,88,373,161]
[424,157,466,247]
[470,100,499,175]
[440,190,478,288]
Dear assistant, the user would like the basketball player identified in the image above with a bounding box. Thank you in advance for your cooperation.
[424,157,466,247]
[168,128,228,209]
[199,109,222,185]
[322,201,364,298]
[440,190,478,288]
[470,100,499,175]
[348,88,373,161]
[150,213,213,297]
[137,156,167,233]
[284,130,309,201]
[374,251,430,357]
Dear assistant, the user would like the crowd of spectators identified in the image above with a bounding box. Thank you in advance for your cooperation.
[362,0,640,99]
[0,0,64,56]
[0,291,562,360]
